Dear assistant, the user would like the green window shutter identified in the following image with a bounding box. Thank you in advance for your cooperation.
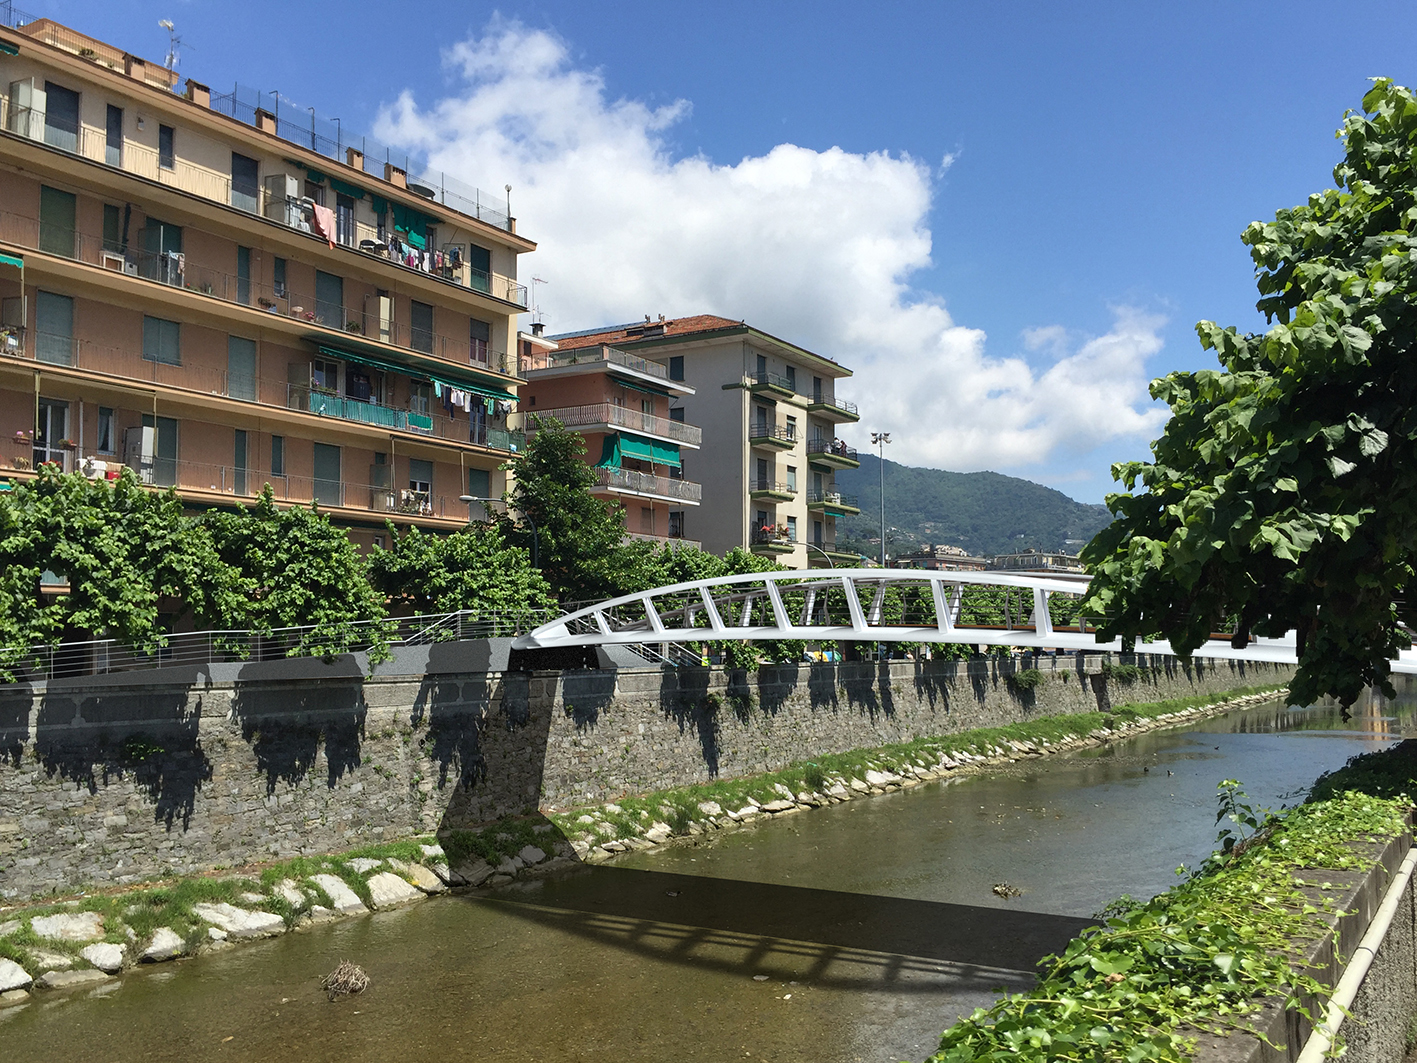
[35,290,73,366]
[39,186,76,258]
[142,316,181,365]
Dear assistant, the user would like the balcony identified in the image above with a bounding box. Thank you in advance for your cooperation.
[521,344,687,389]
[3,329,524,454]
[0,104,527,306]
[745,371,796,400]
[749,479,796,502]
[806,489,860,515]
[533,403,702,447]
[592,467,702,505]
[625,531,704,551]
[750,526,797,554]
[806,541,863,567]
[748,422,797,450]
[808,394,860,423]
[0,209,522,380]
[807,438,860,469]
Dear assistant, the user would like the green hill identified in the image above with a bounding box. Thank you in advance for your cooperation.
[833,455,1113,559]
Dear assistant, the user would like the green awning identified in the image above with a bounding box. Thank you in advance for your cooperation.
[596,435,621,469]
[611,373,670,397]
[619,433,681,468]
[0,251,22,270]
[314,343,516,401]
[0,41,18,56]
[329,177,365,200]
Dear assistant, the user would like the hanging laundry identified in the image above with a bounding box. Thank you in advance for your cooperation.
[311,203,336,248]
[432,380,443,398]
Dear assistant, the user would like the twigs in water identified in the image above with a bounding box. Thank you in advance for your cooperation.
[321,960,370,1000]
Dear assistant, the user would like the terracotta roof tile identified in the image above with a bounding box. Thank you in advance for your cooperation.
[550,314,746,350]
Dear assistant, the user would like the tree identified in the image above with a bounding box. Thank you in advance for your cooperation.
[1081,79,1417,707]
[202,486,385,656]
[503,415,636,603]
[368,521,556,620]
[0,466,245,671]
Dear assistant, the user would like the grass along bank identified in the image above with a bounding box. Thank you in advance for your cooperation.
[0,681,1285,1003]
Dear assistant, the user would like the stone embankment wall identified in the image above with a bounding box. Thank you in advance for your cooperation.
[0,648,1292,900]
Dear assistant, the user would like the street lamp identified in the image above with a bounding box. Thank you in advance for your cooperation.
[460,494,539,569]
[804,541,834,569]
[870,431,891,567]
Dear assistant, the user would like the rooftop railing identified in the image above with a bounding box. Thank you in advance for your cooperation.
[521,344,670,380]
[533,403,702,446]
[593,467,703,503]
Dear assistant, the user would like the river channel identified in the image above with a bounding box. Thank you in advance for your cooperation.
[4,691,1414,1063]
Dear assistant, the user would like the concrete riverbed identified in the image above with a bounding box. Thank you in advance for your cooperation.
[2,690,1410,1063]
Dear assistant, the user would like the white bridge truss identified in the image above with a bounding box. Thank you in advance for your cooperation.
[514,568,1417,674]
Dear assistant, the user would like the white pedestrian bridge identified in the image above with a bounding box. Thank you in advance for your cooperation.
[514,568,1417,674]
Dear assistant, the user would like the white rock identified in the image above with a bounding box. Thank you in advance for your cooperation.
[207,927,228,942]
[577,814,597,824]
[643,824,672,844]
[274,879,307,907]
[419,843,445,859]
[697,801,722,816]
[191,902,284,939]
[238,892,266,906]
[308,906,336,923]
[0,958,31,992]
[454,860,494,886]
[429,862,453,885]
[79,943,124,973]
[761,799,795,813]
[38,969,110,990]
[31,912,104,942]
[346,858,384,874]
[0,919,20,937]
[141,928,184,962]
[387,858,447,894]
[0,988,28,1007]
[728,806,757,820]
[30,949,72,970]
[864,770,899,787]
[365,871,423,909]
[517,845,547,865]
[309,874,366,914]
[827,784,849,799]
[603,803,622,813]
[848,778,869,792]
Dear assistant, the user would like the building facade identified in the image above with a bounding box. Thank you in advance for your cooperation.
[518,325,703,548]
[0,18,531,548]
[549,316,858,568]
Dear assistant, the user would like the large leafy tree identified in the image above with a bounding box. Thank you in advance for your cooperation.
[368,521,556,617]
[203,486,385,655]
[1082,79,1417,707]
[0,466,246,664]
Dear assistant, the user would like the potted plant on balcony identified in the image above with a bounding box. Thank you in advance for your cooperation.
[344,320,364,335]
[258,296,278,311]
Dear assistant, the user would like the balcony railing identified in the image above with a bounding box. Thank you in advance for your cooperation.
[809,394,859,417]
[0,209,521,377]
[593,467,703,503]
[750,526,795,547]
[625,531,704,551]
[534,403,702,446]
[751,479,795,496]
[749,422,796,445]
[807,438,859,462]
[807,489,858,507]
[746,370,797,393]
[2,329,524,453]
[0,102,527,305]
[521,344,670,380]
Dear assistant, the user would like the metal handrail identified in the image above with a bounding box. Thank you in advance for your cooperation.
[809,395,859,416]
[749,422,795,443]
[751,479,795,495]
[533,403,702,446]
[522,344,669,380]
[594,467,703,502]
[807,438,858,461]
[747,370,796,392]
[807,489,858,506]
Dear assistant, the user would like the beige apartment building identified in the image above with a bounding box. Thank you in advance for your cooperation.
[0,18,531,548]
[549,315,859,568]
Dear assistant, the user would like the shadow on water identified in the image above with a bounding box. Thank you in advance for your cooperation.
[480,864,1095,993]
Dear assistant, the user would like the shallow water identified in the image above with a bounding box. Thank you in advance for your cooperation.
[4,691,1412,1063]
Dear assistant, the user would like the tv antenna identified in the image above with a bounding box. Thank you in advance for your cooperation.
[530,276,548,322]
[158,20,185,86]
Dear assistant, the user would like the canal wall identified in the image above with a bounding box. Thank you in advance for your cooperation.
[0,648,1293,899]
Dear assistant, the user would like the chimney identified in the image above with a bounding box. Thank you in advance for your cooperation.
[184,79,211,108]
[123,54,148,83]
[531,322,545,337]
[346,147,364,172]
[384,163,407,189]
[254,108,277,135]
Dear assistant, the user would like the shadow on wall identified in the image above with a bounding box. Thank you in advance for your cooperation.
[0,687,29,768]
[229,679,367,794]
[32,682,212,829]
[658,667,721,776]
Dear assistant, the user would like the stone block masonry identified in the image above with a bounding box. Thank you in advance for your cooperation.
[0,649,1292,900]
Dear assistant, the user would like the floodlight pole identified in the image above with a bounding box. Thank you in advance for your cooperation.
[871,432,891,567]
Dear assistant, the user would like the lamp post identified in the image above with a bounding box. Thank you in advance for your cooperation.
[870,431,891,567]
[804,541,834,569]
[459,494,539,569]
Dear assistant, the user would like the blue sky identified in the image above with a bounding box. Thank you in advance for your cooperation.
[19,0,1417,502]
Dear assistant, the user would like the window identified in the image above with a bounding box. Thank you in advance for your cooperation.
[669,407,685,423]
[470,318,491,363]
[42,82,79,152]
[312,358,339,392]
[231,152,259,213]
[467,467,491,500]
[410,382,430,417]
[346,367,373,402]
[408,458,433,495]
[466,243,491,292]
[668,511,684,539]
[377,290,392,343]
[314,271,343,328]
[228,336,257,402]
[140,219,183,284]
[786,516,798,542]
[786,465,797,492]
[97,407,115,454]
[312,442,341,506]
[785,365,797,392]
[755,353,766,378]
[335,193,355,246]
[411,301,434,353]
[35,290,73,366]
[813,376,823,403]
[102,204,122,253]
[273,257,287,298]
[158,124,175,170]
[233,429,248,496]
[142,316,181,366]
[785,415,797,441]
[813,520,823,547]
[270,434,285,476]
[236,246,251,305]
[756,509,769,532]
[669,355,684,381]
[304,180,325,206]
[34,399,68,469]
[756,457,769,489]
[105,104,123,166]
[38,185,76,258]
[640,507,654,533]
[141,414,178,487]
[755,405,769,434]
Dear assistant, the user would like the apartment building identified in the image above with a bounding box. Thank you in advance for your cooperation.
[548,315,858,568]
[517,324,703,548]
[0,18,531,548]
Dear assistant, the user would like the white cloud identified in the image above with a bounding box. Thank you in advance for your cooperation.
[375,19,1167,475]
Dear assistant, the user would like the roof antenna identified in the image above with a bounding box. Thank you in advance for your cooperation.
[159,20,183,86]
